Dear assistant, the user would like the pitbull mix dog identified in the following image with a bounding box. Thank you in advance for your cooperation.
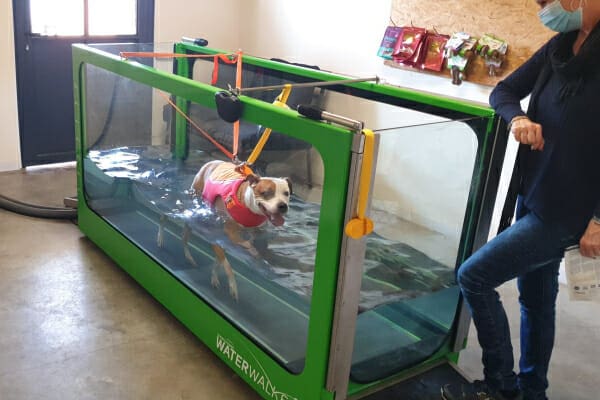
[157,160,292,301]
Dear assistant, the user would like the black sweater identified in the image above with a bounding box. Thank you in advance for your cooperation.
[490,34,600,233]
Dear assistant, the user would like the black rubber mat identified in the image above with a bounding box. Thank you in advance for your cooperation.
[362,362,469,400]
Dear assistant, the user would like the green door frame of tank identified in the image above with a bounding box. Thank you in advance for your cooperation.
[72,43,505,400]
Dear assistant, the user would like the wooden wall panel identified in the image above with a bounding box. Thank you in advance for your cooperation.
[387,0,554,86]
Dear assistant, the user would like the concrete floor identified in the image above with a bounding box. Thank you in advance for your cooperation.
[0,164,598,399]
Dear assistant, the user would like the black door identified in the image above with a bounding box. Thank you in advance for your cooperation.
[13,0,154,166]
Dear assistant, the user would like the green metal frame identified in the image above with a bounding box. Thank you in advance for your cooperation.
[73,43,503,400]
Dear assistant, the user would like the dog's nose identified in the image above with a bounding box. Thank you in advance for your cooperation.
[277,202,288,214]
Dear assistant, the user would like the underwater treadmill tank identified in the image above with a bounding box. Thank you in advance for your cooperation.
[73,42,506,400]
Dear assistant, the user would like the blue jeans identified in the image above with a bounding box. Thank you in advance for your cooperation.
[457,208,581,399]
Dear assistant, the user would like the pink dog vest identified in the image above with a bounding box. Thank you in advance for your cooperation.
[202,177,267,227]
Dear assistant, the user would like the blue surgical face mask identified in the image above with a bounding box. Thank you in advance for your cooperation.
[538,0,583,32]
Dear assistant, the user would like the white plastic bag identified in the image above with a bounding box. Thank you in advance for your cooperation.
[564,246,600,302]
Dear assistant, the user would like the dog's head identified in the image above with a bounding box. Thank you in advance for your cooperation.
[246,174,292,227]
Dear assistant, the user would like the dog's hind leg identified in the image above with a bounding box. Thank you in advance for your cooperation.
[210,259,221,289]
[182,223,198,266]
[211,244,239,301]
[157,214,167,248]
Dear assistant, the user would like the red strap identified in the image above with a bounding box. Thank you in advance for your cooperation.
[211,54,239,85]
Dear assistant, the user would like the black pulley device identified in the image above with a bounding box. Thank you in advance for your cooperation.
[215,91,243,123]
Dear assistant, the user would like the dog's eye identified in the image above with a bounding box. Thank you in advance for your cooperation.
[284,191,290,197]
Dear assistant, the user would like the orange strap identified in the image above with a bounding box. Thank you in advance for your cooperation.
[211,54,239,85]
[233,51,243,158]
[158,91,234,160]
[211,52,243,158]
[235,51,243,90]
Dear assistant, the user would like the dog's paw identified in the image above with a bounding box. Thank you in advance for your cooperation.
[247,246,259,258]
[211,271,221,289]
[157,231,164,248]
[184,247,198,266]
[229,279,239,302]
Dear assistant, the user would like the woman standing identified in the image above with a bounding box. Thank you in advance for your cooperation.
[442,1,600,399]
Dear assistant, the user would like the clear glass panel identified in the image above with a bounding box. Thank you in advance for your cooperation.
[350,119,480,382]
[88,0,137,36]
[30,0,84,36]
[83,64,324,374]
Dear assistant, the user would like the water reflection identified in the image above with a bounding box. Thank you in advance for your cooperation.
[87,146,455,311]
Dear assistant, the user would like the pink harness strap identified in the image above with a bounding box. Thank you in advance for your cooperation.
[202,177,267,227]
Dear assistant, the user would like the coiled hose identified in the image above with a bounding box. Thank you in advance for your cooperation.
[0,194,77,220]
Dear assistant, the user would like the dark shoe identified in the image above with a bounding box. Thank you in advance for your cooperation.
[441,380,523,400]
[520,389,547,400]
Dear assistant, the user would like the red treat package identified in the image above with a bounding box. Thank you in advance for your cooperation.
[421,33,450,71]
[392,26,427,66]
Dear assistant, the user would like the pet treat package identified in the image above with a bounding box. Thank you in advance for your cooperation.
[476,33,508,59]
[420,33,450,72]
[445,32,478,72]
[476,33,508,76]
[377,26,403,59]
[392,26,427,66]
[444,32,478,85]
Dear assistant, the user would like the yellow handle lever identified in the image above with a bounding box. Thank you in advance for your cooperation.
[345,129,375,239]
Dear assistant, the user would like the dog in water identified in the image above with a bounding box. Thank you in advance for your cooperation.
[157,160,292,301]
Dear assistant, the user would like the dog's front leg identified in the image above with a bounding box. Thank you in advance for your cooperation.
[182,223,197,266]
[211,244,238,301]
[224,219,259,257]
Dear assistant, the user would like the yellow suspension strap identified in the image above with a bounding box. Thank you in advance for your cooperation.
[245,84,293,166]
[345,129,375,239]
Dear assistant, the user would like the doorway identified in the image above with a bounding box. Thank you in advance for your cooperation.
[13,0,154,167]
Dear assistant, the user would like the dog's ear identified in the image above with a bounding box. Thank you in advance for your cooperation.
[246,173,261,186]
[283,177,293,195]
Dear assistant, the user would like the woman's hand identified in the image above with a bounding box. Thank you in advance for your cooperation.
[510,116,545,151]
[579,219,600,258]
